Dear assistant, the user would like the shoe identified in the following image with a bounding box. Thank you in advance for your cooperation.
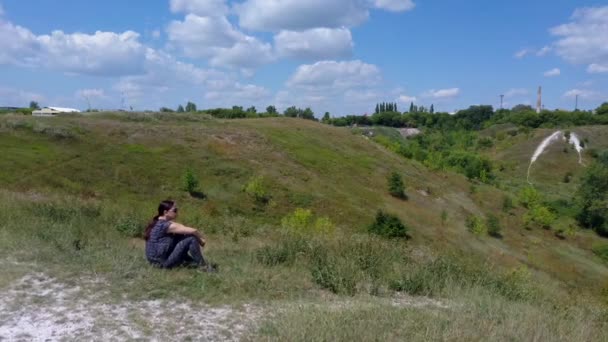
[200,263,219,273]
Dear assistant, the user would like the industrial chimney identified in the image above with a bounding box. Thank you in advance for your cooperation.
[536,86,542,114]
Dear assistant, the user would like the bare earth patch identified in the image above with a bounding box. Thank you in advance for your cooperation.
[0,270,261,341]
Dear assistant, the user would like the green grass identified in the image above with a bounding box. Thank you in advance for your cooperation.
[1,113,608,339]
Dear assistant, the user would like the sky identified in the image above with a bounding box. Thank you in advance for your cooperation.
[0,0,607,116]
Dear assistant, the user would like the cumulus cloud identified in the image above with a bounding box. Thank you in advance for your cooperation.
[504,88,529,98]
[398,94,417,103]
[169,0,228,16]
[274,27,353,60]
[236,0,370,31]
[563,89,599,99]
[550,6,608,69]
[0,17,146,76]
[76,88,106,99]
[514,49,531,59]
[543,68,561,77]
[588,63,608,74]
[372,0,415,12]
[167,14,274,70]
[536,46,551,56]
[287,60,381,90]
[0,86,45,107]
[423,88,460,99]
[205,83,270,102]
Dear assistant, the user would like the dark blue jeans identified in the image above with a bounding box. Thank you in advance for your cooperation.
[162,235,205,269]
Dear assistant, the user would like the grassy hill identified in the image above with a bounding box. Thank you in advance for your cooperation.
[1,113,607,340]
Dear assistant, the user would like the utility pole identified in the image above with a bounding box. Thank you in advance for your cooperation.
[575,94,579,111]
[500,94,504,110]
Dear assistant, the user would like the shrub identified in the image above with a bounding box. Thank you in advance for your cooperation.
[518,186,541,209]
[563,172,573,183]
[524,205,556,229]
[487,214,501,237]
[388,172,407,199]
[441,210,448,226]
[592,244,608,263]
[368,210,408,239]
[309,245,358,295]
[244,176,271,205]
[281,208,336,235]
[502,196,514,213]
[256,237,309,266]
[183,169,200,194]
[115,216,141,238]
[466,215,487,236]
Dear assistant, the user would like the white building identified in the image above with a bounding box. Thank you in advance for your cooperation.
[32,107,81,116]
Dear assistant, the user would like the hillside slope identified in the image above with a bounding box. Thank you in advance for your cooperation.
[1,113,607,292]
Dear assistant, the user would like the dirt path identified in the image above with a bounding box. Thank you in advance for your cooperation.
[0,270,260,341]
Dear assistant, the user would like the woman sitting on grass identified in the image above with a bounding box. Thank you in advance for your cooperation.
[144,200,216,272]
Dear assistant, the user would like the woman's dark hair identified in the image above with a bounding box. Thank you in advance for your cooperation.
[144,200,175,240]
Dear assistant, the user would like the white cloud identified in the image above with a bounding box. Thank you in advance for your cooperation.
[205,83,270,102]
[169,0,228,16]
[167,14,274,70]
[504,88,529,98]
[0,17,147,76]
[37,30,146,76]
[76,88,106,99]
[536,46,551,56]
[373,0,415,12]
[0,4,4,16]
[0,86,45,107]
[287,60,381,90]
[236,0,370,31]
[563,89,599,99]
[543,68,561,77]
[398,95,417,103]
[588,63,608,74]
[550,6,608,69]
[423,88,460,99]
[151,29,161,39]
[274,27,353,60]
[514,49,530,59]
[208,36,274,70]
[167,15,241,55]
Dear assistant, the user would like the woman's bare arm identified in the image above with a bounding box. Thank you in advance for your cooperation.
[167,222,206,246]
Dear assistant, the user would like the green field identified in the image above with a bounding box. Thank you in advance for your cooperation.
[1,113,607,340]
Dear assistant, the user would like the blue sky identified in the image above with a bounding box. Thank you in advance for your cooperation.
[0,0,607,115]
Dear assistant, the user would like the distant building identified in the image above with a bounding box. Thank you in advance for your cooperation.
[32,107,81,116]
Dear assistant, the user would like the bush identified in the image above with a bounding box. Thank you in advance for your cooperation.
[487,214,502,237]
[183,169,200,194]
[368,210,408,239]
[256,237,310,266]
[502,196,514,213]
[592,244,608,263]
[281,208,335,235]
[466,215,487,236]
[524,205,556,229]
[115,216,141,238]
[388,172,407,199]
[563,172,573,183]
[518,186,541,209]
[309,245,358,296]
[244,176,271,205]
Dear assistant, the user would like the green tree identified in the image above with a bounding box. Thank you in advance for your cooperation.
[388,171,406,199]
[246,106,257,114]
[176,105,185,113]
[576,151,608,237]
[430,104,435,114]
[185,101,197,112]
[284,106,299,117]
[369,210,408,239]
[409,102,414,113]
[266,105,277,115]
[596,102,608,115]
[159,107,174,112]
[322,112,331,123]
[29,101,40,110]
[183,169,200,195]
